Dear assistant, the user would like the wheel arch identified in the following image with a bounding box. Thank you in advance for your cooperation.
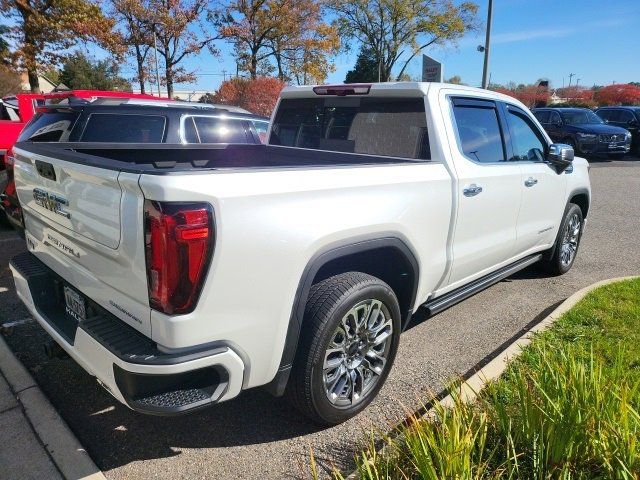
[265,236,419,396]
[569,188,590,218]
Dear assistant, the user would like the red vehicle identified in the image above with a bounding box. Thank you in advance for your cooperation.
[1,90,167,230]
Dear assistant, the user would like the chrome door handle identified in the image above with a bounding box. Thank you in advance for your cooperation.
[524,177,538,187]
[463,184,483,197]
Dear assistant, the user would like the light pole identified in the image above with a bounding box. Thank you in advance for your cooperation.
[481,0,493,89]
[153,30,162,98]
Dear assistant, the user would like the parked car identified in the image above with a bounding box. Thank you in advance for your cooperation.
[1,96,269,235]
[532,107,631,158]
[595,106,640,154]
[10,82,590,425]
[0,90,167,230]
[0,94,44,205]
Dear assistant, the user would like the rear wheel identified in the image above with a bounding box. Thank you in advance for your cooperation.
[540,203,584,275]
[286,272,401,425]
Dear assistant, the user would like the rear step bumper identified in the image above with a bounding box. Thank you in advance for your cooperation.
[9,251,245,415]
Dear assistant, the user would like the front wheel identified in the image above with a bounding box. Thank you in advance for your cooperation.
[540,203,584,275]
[286,272,401,425]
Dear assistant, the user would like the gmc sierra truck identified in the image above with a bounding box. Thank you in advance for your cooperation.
[9,82,591,425]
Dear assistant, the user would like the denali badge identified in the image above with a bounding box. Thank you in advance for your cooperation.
[33,188,70,218]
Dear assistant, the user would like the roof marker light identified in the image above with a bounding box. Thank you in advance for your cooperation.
[313,84,371,96]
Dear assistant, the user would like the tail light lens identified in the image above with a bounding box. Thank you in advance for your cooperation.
[144,201,214,315]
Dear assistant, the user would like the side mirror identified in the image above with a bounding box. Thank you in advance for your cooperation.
[629,119,638,127]
[547,143,574,173]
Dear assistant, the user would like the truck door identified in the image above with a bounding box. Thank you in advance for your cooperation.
[504,104,567,252]
[444,96,522,289]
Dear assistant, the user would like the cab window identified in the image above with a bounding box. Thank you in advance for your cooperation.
[452,101,505,163]
[505,107,547,162]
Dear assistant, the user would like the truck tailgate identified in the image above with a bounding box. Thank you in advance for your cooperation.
[12,145,151,336]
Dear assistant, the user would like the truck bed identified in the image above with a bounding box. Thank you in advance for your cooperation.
[15,142,425,174]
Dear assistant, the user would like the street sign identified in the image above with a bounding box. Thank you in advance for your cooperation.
[422,55,443,82]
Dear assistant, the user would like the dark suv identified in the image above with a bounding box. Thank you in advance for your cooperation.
[532,107,631,158]
[1,99,269,234]
[595,106,640,154]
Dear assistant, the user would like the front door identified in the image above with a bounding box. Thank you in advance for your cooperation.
[503,104,567,253]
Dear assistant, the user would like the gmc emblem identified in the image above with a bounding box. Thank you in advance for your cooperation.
[33,188,70,218]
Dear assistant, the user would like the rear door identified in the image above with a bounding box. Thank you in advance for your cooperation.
[445,96,523,288]
[546,111,564,142]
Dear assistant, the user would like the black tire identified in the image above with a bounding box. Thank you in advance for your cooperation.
[286,272,401,425]
[540,203,584,276]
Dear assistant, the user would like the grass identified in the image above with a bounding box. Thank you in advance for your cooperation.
[323,278,640,480]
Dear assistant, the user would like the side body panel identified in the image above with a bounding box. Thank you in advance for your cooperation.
[139,162,453,387]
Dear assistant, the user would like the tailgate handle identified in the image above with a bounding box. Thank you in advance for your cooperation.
[35,160,56,181]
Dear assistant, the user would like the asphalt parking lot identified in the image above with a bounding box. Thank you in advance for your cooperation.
[1,156,639,479]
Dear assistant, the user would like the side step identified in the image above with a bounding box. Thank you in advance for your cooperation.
[423,254,542,316]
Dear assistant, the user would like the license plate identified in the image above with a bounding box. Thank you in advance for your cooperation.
[64,286,86,322]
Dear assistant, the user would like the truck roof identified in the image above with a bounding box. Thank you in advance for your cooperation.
[280,81,527,108]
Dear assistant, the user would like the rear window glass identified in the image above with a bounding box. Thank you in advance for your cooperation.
[252,120,269,144]
[270,97,430,160]
[532,110,550,123]
[18,112,79,142]
[81,113,166,143]
[191,116,248,143]
[452,105,505,163]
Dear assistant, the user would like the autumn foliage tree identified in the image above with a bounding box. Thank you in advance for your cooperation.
[0,0,123,92]
[212,0,339,84]
[210,76,285,116]
[491,83,550,108]
[593,84,640,106]
[148,0,219,98]
[110,0,155,94]
[329,0,477,82]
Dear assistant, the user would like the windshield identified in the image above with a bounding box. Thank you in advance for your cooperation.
[560,110,603,125]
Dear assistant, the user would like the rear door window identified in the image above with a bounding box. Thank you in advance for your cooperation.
[18,111,79,142]
[191,116,249,143]
[451,101,505,163]
[81,113,166,143]
[252,120,269,144]
[270,97,430,160]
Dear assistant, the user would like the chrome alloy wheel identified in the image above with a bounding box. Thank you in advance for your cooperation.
[560,213,581,267]
[322,299,393,407]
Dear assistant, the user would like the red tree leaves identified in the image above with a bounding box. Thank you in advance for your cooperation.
[212,76,285,116]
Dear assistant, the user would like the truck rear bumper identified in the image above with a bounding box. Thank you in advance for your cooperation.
[9,251,245,415]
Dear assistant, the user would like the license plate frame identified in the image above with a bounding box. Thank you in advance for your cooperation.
[64,285,86,323]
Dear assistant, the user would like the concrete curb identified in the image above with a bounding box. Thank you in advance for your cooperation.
[0,335,106,480]
[347,275,639,479]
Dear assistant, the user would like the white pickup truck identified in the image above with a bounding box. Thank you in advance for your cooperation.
[10,83,590,425]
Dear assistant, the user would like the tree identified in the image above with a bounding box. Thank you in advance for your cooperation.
[328,0,478,81]
[446,75,464,85]
[212,76,285,115]
[265,0,339,84]
[345,46,379,83]
[0,24,11,66]
[0,0,123,93]
[490,83,550,108]
[213,0,338,83]
[148,0,218,98]
[59,51,131,91]
[0,66,23,96]
[198,92,217,103]
[593,84,640,106]
[111,0,154,94]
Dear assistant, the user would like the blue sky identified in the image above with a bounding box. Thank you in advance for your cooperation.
[107,0,640,92]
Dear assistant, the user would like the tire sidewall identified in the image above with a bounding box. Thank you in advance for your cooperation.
[308,282,401,425]
[553,203,584,274]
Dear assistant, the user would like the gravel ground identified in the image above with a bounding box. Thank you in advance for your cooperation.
[1,157,639,479]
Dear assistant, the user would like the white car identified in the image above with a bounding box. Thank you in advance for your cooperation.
[10,82,590,425]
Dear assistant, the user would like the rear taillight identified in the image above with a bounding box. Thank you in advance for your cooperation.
[144,201,214,315]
